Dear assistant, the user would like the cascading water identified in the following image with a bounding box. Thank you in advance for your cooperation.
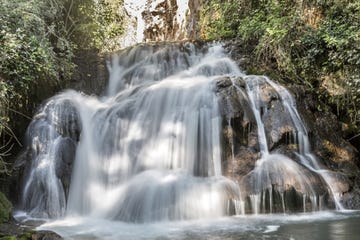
[238,75,345,214]
[20,96,80,218]
[19,43,242,222]
[225,76,318,214]
[18,42,345,225]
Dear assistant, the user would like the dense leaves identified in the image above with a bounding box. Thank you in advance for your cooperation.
[0,0,75,172]
[201,0,360,128]
[65,0,125,52]
[0,0,125,173]
[0,0,358,173]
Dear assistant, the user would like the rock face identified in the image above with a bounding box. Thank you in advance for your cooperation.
[289,85,360,208]
[9,42,360,220]
[0,192,12,223]
[142,0,183,41]
[13,96,81,218]
[221,39,359,209]
[216,75,359,211]
[31,231,63,240]
[0,223,63,240]
[122,0,193,47]
[66,49,108,96]
[121,0,205,46]
[187,0,202,39]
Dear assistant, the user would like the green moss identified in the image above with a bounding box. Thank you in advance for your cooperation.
[0,191,12,223]
[18,231,35,240]
[0,236,17,240]
[0,229,34,240]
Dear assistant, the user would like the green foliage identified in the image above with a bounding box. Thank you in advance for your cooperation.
[0,236,17,240]
[299,1,360,125]
[200,0,360,127]
[0,191,12,223]
[0,0,76,93]
[200,0,241,40]
[0,0,126,171]
[66,0,125,52]
[0,0,74,175]
[0,0,76,170]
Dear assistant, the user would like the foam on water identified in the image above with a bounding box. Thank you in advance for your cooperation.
[17,42,350,239]
[37,211,360,240]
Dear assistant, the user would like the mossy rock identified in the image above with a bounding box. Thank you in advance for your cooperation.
[18,231,34,240]
[0,236,17,240]
[0,192,12,223]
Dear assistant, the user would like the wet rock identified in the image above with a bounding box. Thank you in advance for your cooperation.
[271,145,300,161]
[342,183,360,209]
[55,137,77,198]
[31,230,63,240]
[67,49,108,96]
[215,76,253,121]
[0,192,12,223]
[289,85,360,206]
[0,223,63,240]
[222,146,258,182]
[43,99,82,141]
[240,154,330,213]
[12,95,82,217]
[0,218,53,239]
[233,76,246,88]
[290,85,359,168]
[324,171,350,194]
[218,77,358,211]
[0,222,27,238]
[142,0,183,42]
[262,100,294,150]
[215,76,232,89]
[217,76,261,184]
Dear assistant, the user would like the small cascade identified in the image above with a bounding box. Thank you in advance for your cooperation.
[238,75,333,214]
[264,77,344,210]
[18,43,347,223]
[245,78,269,156]
[20,94,81,218]
[20,43,243,222]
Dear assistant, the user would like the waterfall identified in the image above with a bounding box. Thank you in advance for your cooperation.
[66,44,241,222]
[239,75,344,213]
[245,78,269,156]
[18,43,345,222]
[264,77,344,210]
[20,94,80,218]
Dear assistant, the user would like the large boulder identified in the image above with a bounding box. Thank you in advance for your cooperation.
[217,76,359,211]
[11,96,82,217]
[290,85,360,208]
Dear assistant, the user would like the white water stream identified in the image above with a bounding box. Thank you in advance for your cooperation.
[16,42,349,238]
[10,1,355,239]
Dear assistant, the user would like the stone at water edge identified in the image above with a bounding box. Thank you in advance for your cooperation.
[0,192,12,223]
[0,228,63,240]
[30,231,63,240]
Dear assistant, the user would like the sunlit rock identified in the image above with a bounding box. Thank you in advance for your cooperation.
[15,43,358,222]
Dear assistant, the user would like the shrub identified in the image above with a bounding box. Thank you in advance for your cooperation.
[200,0,360,127]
